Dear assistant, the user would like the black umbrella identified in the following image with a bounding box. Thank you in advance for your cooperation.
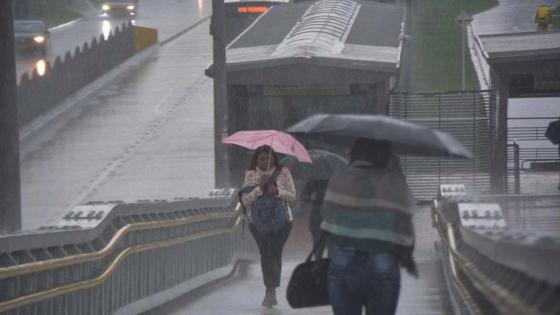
[281,149,348,181]
[287,114,472,159]
[545,119,560,145]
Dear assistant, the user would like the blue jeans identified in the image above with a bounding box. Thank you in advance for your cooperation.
[328,247,401,315]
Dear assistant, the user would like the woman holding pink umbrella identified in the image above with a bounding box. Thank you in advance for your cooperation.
[240,145,296,307]
[223,130,310,307]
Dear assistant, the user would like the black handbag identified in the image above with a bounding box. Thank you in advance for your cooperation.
[286,235,330,308]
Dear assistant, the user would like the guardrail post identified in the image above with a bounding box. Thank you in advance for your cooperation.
[0,0,22,233]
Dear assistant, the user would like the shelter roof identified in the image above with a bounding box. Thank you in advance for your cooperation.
[477,32,560,63]
[226,0,405,73]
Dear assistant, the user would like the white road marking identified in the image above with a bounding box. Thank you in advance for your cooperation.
[153,89,174,114]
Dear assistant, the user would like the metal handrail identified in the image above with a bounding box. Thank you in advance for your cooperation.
[450,246,540,315]
[432,197,559,315]
[431,201,483,315]
[0,188,256,315]
[1,218,242,312]
[0,213,243,312]
[0,211,237,279]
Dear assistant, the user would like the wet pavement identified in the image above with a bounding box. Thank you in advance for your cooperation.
[19,12,214,230]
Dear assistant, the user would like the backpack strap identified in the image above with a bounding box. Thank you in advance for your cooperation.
[270,168,283,184]
[237,190,246,239]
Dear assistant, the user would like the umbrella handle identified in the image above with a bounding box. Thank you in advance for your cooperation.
[266,138,273,171]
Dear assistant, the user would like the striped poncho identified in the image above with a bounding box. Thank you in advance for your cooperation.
[320,160,415,251]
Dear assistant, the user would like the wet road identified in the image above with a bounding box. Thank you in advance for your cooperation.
[15,0,212,81]
[19,3,214,230]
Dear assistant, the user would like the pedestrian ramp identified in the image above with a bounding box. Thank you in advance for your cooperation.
[152,207,453,315]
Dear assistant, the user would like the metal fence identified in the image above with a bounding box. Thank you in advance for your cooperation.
[389,91,495,200]
[0,190,257,315]
[16,22,135,127]
[505,116,559,194]
[507,143,521,194]
[507,117,559,169]
[432,188,560,314]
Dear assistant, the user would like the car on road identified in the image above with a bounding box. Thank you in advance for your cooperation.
[14,20,50,56]
[102,0,138,17]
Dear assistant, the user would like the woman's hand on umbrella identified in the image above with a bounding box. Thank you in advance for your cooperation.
[266,183,279,195]
[259,174,270,188]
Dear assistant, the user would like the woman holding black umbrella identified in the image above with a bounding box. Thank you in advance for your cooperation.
[320,138,416,315]
[287,114,472,314]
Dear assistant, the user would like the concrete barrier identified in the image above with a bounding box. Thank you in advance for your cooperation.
[16,23,158,128]
[134,26,158,53]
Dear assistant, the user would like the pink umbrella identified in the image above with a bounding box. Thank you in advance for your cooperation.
[222,130,312,163]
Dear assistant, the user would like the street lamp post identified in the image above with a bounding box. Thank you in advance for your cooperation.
[211,0,229,188]
[456,11,473,91]
[0,0,22,233]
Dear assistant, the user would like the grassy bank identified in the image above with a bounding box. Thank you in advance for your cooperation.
[408,0,497,92]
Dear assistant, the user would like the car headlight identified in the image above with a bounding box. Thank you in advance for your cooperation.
[33,36,45,43]
[126,5,135,10]
[102,4,110,11]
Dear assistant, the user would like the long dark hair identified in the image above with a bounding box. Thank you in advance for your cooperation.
[350,138,392,168]
[248,145,281,170]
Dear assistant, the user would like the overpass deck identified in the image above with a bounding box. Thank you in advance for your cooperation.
[151,207,453,315]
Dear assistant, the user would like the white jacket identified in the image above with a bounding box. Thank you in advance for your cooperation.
[241,166,296,222]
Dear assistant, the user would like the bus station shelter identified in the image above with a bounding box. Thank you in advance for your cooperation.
[207,0,407,182]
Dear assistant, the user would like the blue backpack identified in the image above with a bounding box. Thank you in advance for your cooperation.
[239,170,289,235]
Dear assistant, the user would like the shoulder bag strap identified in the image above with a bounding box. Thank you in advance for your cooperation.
[305,233,326,262]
